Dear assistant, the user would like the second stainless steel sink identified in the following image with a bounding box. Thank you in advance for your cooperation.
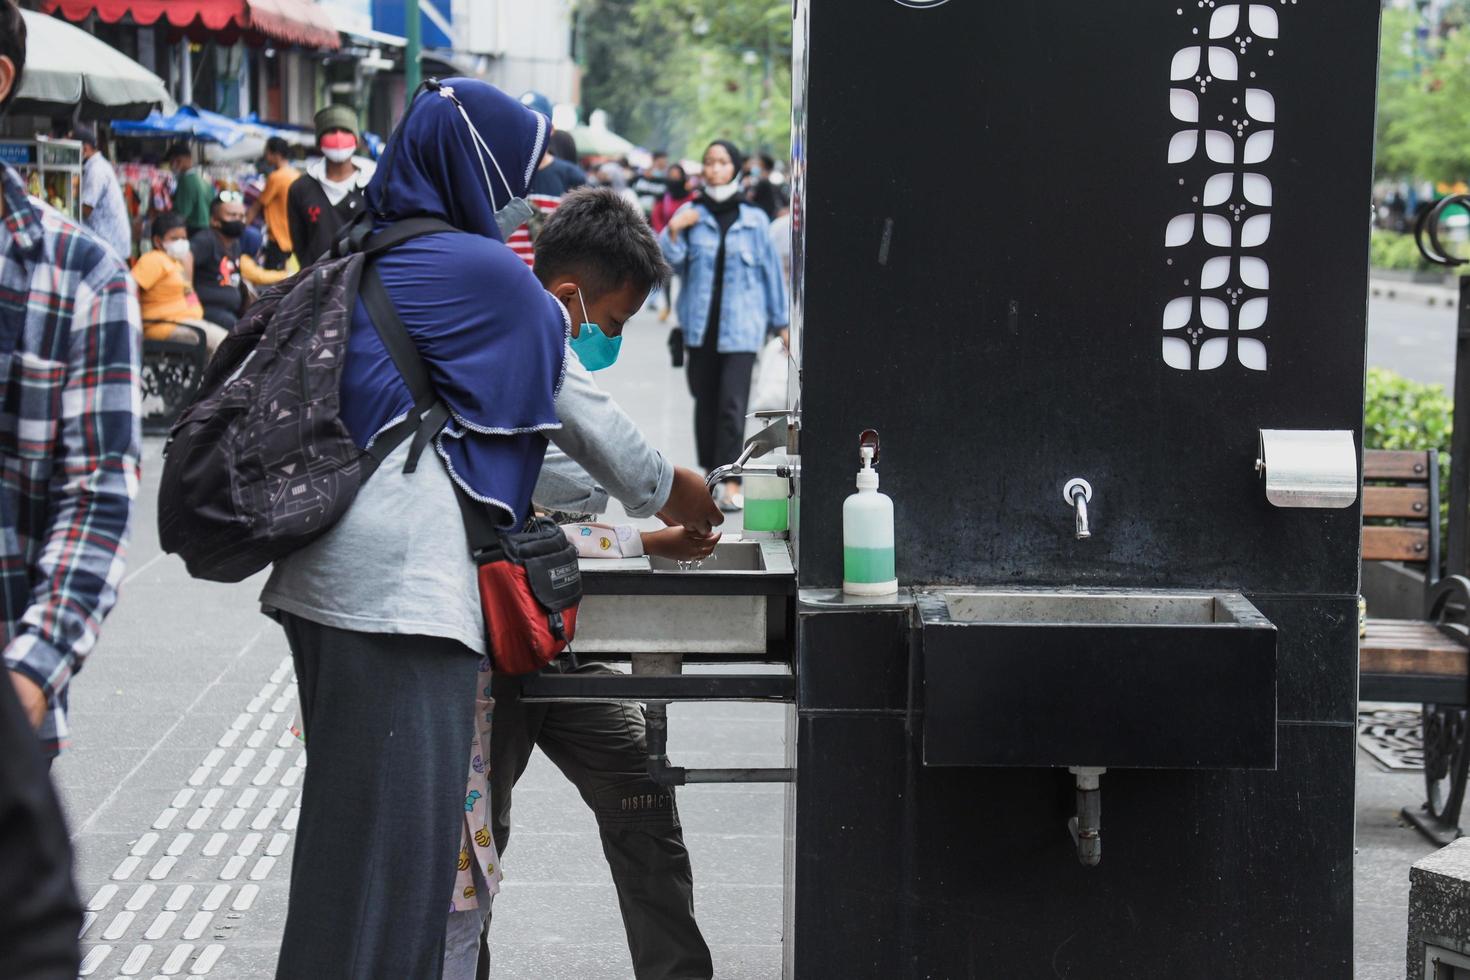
[919,587,1277,769]
[937,589,1267,627]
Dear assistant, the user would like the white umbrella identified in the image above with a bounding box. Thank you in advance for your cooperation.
[11,10,175,121]
[573,109,635,158]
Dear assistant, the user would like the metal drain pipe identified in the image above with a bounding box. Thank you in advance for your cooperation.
[1067,767,1106,866]
[644,702,795,786]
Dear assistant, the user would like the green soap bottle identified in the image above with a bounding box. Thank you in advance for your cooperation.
[842,445,897,596]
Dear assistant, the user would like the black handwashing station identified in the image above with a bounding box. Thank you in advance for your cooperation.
[781,0,1380,976]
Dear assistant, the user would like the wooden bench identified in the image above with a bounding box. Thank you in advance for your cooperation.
[141,323,209,436]
[1361,448,1470,845]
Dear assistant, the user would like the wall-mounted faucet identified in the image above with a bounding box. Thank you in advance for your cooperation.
[706,414,800,494]
[1063,478,1093,540]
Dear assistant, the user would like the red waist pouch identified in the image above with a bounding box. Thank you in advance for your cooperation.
[473,516,582,675]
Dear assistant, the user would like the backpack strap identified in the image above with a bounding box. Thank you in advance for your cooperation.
[361,217,460,256]
[359,266,447,475]
[355,216,504,553]
[352,217,463,472]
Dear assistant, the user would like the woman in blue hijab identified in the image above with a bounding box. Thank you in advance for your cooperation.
[342,78,567,525]
[262,79,571,980]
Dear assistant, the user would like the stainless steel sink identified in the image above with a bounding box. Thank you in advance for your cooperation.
[933,589,1269,627]
[918,587,1277,769]
[574,538,795,657]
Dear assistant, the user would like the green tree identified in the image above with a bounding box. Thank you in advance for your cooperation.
[1376,7,1423,179]
[577,0,793,160]
[578,0,690,152]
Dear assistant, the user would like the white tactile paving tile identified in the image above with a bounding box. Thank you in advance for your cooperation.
[190,944,226,974]
[160,943,194,975]
[78,943,112,975]
[77,658,304,978]
[124,885,155,912]
[121,942,153,974]
[182,911,213,941]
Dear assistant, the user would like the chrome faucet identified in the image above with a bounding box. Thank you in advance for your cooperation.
[1063,478,1093,540]
[706,415,800,494]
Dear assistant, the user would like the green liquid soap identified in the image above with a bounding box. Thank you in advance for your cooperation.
[844,546,895,584]
[744,497,789,532]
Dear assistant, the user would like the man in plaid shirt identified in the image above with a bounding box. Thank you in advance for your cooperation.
[0,10,142,760]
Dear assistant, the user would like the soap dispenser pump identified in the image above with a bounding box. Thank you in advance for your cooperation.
[843,430,898,597]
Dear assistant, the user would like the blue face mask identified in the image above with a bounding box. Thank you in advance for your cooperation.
[569,287,622,371]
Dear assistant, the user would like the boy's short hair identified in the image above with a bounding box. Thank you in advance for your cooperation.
[0,0,25,112]
[265,136,291,157]
[535,187,672,297]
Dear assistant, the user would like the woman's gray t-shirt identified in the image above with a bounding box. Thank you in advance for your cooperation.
[258,355,674,653]
[260,438,486,654]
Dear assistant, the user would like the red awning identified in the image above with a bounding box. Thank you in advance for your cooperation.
[40,0,340,50]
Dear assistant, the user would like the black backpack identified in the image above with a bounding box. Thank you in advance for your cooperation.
[156,218,456,582]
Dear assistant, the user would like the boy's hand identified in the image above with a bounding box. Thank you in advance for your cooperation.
[643,526,721,562]
[660,466,723,536]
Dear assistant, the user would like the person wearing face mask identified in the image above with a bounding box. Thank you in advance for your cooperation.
[257,79,722,980]
[660,140,790,512]
[468,186,719,980]
[188,192,248,330]
[285,104,376,269]
[244,136,300,270]
[131,212,229,356]
[651,164,696,327]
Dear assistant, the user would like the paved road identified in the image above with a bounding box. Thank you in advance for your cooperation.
[1367,294,1458,387]
[56,309,788,979]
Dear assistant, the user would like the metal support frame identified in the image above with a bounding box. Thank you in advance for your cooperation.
[1449,277,1470,578]
[516,671,795,703]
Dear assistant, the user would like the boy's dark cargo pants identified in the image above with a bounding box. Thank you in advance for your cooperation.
[480,661,714,980]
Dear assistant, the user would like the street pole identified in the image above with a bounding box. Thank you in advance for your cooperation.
[405,0,421,110]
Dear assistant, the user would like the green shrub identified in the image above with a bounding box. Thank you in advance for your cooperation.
[1370,229,1438,273]
[1364,367,1453,559]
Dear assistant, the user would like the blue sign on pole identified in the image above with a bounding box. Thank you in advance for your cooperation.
[0,142,37,166]
[372,0,453,49]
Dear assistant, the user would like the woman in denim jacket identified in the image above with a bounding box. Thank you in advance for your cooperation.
[659,140,789,511]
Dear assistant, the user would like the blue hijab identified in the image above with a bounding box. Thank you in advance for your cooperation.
[340,78,566,527]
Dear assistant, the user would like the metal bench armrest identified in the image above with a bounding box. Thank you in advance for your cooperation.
[1428,575,1470,643]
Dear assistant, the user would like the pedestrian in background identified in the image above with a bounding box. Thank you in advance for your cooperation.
[768,183,793,284]
[132,212,229,356]
[165,142,211,233]
[0,0,142,763]
[650,163,694,234]
[651,164,695,326]
[659,140,789,512]
[286,105,374,268]
[505,96,587,268]
[73,124,131,261]
[744,153,781,219]
[245,135,299,270]
[190,192,247,330]
[598,161,641,211]
[632,150,669,215]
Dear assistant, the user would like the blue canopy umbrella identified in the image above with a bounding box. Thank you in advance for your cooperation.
[112,106,248,147]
